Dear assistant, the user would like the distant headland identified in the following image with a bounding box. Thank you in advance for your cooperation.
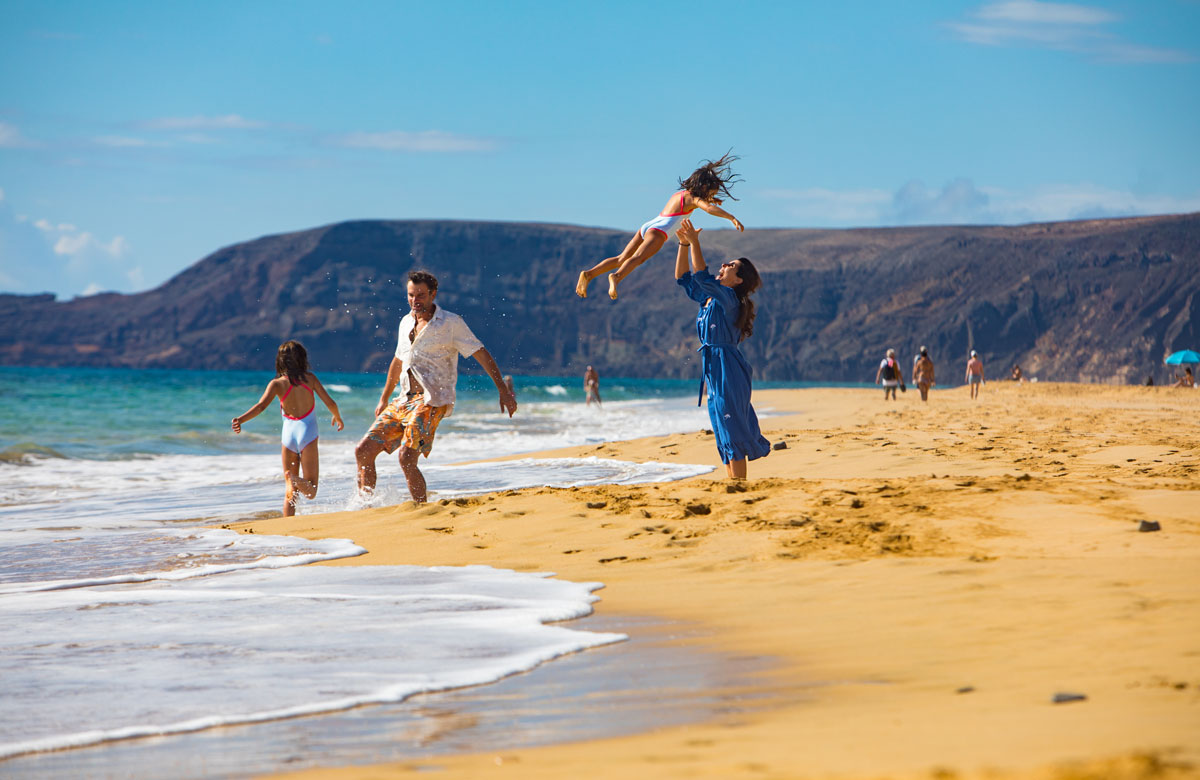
[2,213,1197,383]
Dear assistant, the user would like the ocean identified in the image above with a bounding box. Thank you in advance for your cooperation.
[0,365,800,775]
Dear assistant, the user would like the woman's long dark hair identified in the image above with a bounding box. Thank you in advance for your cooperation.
[731,257,762,342]
[275,340,310,386]
[679,150,741,202]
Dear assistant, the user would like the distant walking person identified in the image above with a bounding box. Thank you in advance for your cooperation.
[914,346,935,402]
[876,348,904,401]
[966,350,985,399]
[355,271,518,504]
[674,219,769,479]
[584,365,602,406]
[232,340,344,517]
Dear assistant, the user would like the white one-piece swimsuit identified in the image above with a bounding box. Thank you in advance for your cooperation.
[280,383,319,454]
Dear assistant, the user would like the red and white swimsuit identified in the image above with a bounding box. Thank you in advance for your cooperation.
[638,190,699,238]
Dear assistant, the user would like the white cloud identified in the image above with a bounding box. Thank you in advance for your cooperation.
[0,197,142,297]
[893,178,991,224]
[0,121,36,148]
[52,230,128,258]
[760,179,1200,227]
[1001,183,1200,221]
[334,130,499,153]
[94,135,167,148]
[53,231,94,256]
[136,114,267,131]
[758,186,891,224]
[79,282,105,297]
[977,1,1115,25]
[948,1,1196,63]
[0,187,5,202]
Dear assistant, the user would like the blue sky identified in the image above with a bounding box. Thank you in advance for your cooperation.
[1,0,1198,298]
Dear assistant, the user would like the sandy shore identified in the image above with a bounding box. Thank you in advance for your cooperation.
[244,383,1200,780]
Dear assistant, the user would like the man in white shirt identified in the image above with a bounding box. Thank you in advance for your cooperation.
[355,271,517,503]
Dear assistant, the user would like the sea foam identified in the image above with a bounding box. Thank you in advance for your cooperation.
[0,565,625,760]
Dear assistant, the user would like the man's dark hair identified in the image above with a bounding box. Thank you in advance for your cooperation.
[408,270,439,292]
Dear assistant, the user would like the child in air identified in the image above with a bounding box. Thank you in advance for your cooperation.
[232,340,344,516]
[575,151,745,301]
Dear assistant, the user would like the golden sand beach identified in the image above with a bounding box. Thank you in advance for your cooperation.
[245,383,1200,780]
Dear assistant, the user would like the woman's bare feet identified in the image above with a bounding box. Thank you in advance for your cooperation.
[575,271,591,298]
[607,273,620,300]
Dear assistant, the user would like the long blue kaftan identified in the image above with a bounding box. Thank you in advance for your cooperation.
[676,269,771,464]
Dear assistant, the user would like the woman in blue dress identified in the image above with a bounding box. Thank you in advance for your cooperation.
[674,219,771,479]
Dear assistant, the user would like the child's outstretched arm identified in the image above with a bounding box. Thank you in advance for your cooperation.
[232,379,283,433]
[693,199,744,232]
[307,374,345,431]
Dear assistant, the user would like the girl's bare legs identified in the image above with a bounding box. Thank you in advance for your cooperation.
[725,458,747,479]
[607,230,668,300]
[281,443,320,516]
[576,232,645,298]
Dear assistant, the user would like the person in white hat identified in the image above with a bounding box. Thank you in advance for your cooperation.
[965,349,985,400]
[876,348,904,401]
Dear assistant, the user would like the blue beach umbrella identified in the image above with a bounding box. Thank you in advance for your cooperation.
[1165,349,1200,365]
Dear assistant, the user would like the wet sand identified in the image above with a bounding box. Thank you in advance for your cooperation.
[246,383,1200,780]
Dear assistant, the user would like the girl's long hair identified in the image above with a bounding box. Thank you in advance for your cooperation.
[680,150,741,202]
[732,257,762,342]
[275,340,310,386]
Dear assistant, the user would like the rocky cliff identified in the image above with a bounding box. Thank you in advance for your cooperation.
[2,214,1198,383]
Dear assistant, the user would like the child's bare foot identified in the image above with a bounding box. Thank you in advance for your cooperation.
[575,271,591,298]
[607,273,620,300]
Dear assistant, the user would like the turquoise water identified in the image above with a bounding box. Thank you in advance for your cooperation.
[0,366,816,461]
[0,364,821,775]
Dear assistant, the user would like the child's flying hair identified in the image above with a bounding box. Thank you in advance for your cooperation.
[679,150,742,203]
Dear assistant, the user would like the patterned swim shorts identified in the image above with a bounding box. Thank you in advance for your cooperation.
[366,395,450,456]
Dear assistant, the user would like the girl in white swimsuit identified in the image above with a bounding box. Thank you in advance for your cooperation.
[575,151,746,301]
[232,340,345,516]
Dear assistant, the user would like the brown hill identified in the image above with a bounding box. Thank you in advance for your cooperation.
[2,214,1198,383]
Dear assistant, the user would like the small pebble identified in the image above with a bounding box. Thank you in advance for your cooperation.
[1052,692,1087,704]
[772,441,788,450]
[1138,520,1161,532]
[956,686,975,694]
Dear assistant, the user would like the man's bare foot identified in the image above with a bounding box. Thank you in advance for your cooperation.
[575,271,591,298]
[607,273,619,300]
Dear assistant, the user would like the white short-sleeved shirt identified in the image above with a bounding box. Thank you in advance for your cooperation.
[394,306,484,411]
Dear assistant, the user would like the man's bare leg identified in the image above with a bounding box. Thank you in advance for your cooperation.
[355,437,387,494]
[398,446,428,503]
